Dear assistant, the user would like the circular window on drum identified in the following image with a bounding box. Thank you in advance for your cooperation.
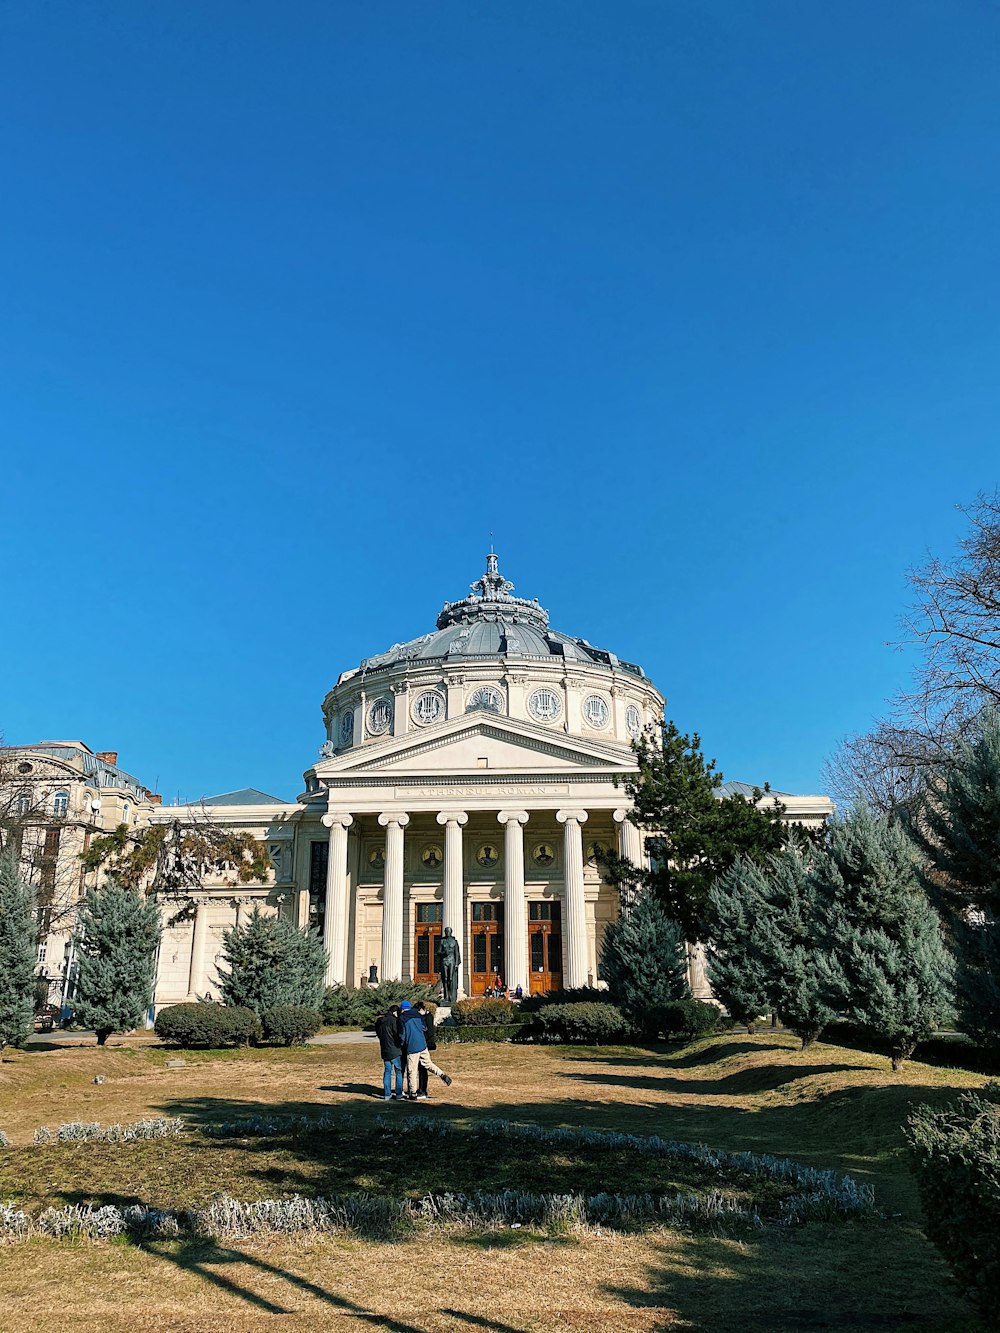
[367,697,393,735]
[626,703,642,738]
[340,710,355,744]
[412,690,444,726]
[528,686,561,723]
[467,685,505,715]
[582,694,610,729]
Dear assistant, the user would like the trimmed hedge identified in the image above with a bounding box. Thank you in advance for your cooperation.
[154,1003,261,1048]
[659,1000,728,1042]
[534,1002,631,1044]
[436,1023,527,1044]
[261,1006,323,1045]
[907,1083,1000,1318]
[321,982,438,1028]
[450,998,517,1027]
[518,986,608,1014]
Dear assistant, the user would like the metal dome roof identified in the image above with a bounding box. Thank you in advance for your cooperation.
[341,553,647,682]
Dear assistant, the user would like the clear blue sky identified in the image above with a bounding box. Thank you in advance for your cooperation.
[2,2,998,802]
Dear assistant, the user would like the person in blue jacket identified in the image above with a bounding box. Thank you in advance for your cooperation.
[398,999,453,1099]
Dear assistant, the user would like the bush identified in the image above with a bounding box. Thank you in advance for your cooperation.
[261,1006,323,1045]
[321,981,438,1029]
[154,1003,261,1048]
[533,1002,631,1044]
[907,1083,1000,1319]
[450,997,516,1026]
[518,986,608,1014]
[218,910,327,1014]
[659,999,728,1042]
[436,1024,527,1044]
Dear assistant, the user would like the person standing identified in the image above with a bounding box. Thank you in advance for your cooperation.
[415,1000,438,1100]
[398,999,453,1098]
[374,1004,404,1101]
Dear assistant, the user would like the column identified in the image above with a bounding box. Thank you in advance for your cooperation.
[187,897,210,998]
[613,807,645,909]
[497,810,529,993]
[378,812,409,981]
[322,810,354,987]
[556,809,589,988]
[437,809,468,996]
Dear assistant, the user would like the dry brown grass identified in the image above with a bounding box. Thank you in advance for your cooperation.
[0,1034,989,1330]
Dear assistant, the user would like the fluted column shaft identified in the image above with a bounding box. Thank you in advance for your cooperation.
[498,810,529,992]
[437,810,468,998]
[613,807,645,909]
[557,809,589,988]
[188,898,211,998]
[379,813,409,981]
[322,811,354,986]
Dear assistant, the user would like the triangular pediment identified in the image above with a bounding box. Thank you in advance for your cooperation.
[315,714,636,779]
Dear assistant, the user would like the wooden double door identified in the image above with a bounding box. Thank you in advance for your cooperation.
[413,902,443,984]
[469,901,504,995]
[528,901,563,994]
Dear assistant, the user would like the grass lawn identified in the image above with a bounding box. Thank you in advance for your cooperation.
[0,1033,988,1331]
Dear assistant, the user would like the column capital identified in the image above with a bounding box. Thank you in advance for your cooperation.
[436,810,468,827]
[322,810,354,830]
[379,811,410,829]
[612,807,631,824]
[556,809,589,826]
[497,810,530,826]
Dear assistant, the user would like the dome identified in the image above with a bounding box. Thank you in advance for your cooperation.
[338,553,647,684]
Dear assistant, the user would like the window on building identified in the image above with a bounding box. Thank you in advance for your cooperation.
[122,802,130,824]
[37,942,47,963]
[15,790,31,815]
[43,827,61,858]
[53,790,69,816]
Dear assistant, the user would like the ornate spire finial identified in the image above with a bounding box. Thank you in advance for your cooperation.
[436,550,549,631]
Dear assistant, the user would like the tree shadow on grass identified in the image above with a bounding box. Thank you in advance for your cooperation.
[558,1062,862,1098]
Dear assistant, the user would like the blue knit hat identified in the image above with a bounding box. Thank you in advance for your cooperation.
[399,1000,412,1011]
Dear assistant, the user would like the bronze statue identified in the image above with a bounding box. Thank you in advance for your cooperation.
[439,925,461,1003]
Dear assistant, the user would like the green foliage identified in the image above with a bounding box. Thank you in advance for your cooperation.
[74,879,160,1045]
[450,997,516,1026]
[217,909,327,1015]
[436,1023,527,1044]
[815,807,953,1070]
[659,999,728,1041]
[706,857,773,1031]
[911,709,1000,1047]
[517,986,607,1013]
[321,980,438,1028]
[599,891,689,1033]
[612,721,790,938]
[907,1083,1000,1318]
[534,1001,631,1044]
[260,1005,323,1045]
[81,819,271,893]
[0,851,36,1050]
[154,1003,261,1047]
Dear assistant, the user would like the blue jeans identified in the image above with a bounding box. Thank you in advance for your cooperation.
[383,1056,402,1098]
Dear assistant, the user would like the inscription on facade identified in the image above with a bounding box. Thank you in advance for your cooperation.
[396,783,570,800]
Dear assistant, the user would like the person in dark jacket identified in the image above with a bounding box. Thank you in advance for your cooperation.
[398,999,453,1098]
[416,1001,437,1100]
[374,1004,404,1100]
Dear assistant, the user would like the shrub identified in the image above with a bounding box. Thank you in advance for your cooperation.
[600,893,689,1033]
[518,986,607,1014]
[261,1006,323,1045]
[906,1083,1000,1319]
[659,999,728,1042]
[534,1002,631,1044]
[321,981,438,1028]
[218,909,327,1014]
[436,1024,527,1044]
[450,997,516,1026]
[154,1003,261,1048]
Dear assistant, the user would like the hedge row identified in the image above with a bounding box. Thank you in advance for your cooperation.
[436,1024,526,1044]
[153,1003,322,1048]
[321,982,438,1028]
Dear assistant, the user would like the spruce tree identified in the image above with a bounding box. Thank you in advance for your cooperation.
[755,846,835,1048]
[599,892,689,1034]
[910,709,1000,1047]
[814,807,952,1071]
[217,908,327,1014]
[0,851,37,1050]
[706,856,773,1031]
[74,879,161,1045]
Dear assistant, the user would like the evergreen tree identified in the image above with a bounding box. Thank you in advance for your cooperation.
[217,908,327,1014]
[706,857,773,1031]
[74,879,161,1045]
[0,851,37,1050]
[755,846,835,1048]
[814,807,952,1071]
[599,892,689,1033]
[910,708,1000,1046]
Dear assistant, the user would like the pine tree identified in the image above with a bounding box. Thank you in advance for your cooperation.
[910,709,1000,1047]
[706,857,773,1031]
[0,851,37,1050]
[217,908,328,1014]
[814,807,953,1071]
[755,846,835,1048]
[599,892,689,1033]
[74,879,161,1045]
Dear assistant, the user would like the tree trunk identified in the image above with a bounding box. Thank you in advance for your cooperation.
[890,1041,915,1072]
[96,1029,110,1047]
[799,1026,822,1050]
